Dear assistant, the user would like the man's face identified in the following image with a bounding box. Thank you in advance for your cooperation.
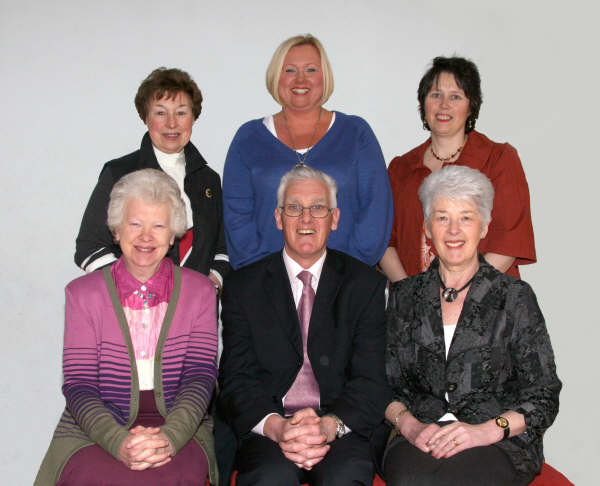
[275,178,340,268]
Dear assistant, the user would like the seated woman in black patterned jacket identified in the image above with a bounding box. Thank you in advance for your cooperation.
[382,165,561,486]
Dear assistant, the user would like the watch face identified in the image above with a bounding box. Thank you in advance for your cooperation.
[496,416,509,428]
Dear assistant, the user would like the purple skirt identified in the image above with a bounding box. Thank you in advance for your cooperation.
[57,391,208,486]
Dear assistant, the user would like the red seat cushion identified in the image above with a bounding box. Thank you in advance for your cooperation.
[529,463,573,486]
[372,474,386,485]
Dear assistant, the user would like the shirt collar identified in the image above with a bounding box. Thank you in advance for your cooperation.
[111,256,174,303]
[282,248,327,288]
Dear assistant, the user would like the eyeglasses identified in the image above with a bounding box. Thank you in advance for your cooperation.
[280,204,333,218]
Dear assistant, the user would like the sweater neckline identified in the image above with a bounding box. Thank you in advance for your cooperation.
[258,110,342,159]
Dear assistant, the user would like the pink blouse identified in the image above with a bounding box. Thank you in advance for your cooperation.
[111,257,173,389]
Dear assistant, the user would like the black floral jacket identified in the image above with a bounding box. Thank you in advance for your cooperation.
[385,255,561,477]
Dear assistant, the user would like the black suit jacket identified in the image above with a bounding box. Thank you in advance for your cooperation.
[219,249,391,439]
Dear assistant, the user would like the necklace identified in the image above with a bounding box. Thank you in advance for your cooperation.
[430,138,467,164]
[282,107,322,166]
[439,272,476,303]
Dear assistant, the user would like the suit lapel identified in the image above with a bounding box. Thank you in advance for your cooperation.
[265,253,303,358]
[419,262,446,362]
[309,251,344,341]
[447,259,492,360]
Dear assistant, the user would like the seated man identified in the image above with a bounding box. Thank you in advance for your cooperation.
[219,165,390,486]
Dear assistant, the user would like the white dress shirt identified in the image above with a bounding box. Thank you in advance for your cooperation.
[251,249,326,435]
[439,324,459,422]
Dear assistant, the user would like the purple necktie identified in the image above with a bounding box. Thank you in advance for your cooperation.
[284,270,320,415]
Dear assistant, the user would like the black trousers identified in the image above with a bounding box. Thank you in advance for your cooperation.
[236,432,373,486]
[383,436,534,486]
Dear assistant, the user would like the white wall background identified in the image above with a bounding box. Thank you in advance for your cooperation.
[1,0,596,484]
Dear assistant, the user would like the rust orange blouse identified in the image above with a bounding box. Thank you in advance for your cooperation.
[387,130,536,278]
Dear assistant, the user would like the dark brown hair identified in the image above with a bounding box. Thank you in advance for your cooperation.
[418,57,482,133]
[134,67,203,121]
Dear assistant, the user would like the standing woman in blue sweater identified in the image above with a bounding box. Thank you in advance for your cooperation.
[223,34,393,269]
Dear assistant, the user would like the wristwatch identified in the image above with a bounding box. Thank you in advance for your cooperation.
[495,415,510,440]
[327,414,346,439]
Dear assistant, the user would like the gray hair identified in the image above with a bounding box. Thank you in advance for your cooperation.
[107,168,187,237]
[277,165,338,208]
[418,165,494,225]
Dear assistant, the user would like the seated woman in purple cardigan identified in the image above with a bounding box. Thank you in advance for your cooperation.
[36,169,218,486]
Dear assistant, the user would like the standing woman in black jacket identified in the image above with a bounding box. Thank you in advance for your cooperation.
[75,67,229,288]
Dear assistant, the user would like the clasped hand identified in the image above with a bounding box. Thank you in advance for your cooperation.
[117,425,174,470]
[269,408,333,470]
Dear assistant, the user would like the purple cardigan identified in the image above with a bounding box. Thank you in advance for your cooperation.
[35,263,218,486]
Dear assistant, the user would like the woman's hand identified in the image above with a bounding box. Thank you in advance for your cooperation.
[118,426,174,470]
[426,420,502,459]
[385,401,440,454]
[398,413,441,454]
[208,272,222,294]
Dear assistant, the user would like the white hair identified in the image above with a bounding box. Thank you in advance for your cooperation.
[418,165,494,225]
[107,168,187,237]
[277,165,338,208]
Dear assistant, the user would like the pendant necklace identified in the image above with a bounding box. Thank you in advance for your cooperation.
[439,273,476,303]
[282,107,322,167]
[430,137,467,164]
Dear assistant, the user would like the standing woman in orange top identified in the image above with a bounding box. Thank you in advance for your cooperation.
[379,57,535,282]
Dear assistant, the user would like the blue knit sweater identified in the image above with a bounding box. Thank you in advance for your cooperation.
[223,111,393,269]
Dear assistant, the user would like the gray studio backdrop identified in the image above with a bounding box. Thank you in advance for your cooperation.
[1,0,596,484]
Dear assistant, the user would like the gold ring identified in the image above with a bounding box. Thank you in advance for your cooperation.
[452,439,460,446]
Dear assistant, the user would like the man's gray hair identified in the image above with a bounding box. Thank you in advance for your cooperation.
[107,168,187,237]
[418,165,494,225]
[277,165,338,208]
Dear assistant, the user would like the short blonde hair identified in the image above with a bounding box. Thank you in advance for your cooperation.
[107,169,187,238]
[265,34,334,106]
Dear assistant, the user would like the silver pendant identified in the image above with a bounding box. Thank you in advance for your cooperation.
[442,288,458,302]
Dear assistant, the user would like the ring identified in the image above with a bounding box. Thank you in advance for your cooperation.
[452,439,460,446]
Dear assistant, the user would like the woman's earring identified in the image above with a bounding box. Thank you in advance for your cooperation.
[467,118,474,130]
[422,120,430,131]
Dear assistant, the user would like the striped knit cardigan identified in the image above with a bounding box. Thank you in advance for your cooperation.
[35,263,218,485]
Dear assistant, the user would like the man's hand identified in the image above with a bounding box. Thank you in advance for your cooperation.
[264,409,330,469]
[317,415,338,444]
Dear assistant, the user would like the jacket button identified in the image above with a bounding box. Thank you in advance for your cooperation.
[447,383,457,392]
[319,356,330,366]
[448,407,458,415]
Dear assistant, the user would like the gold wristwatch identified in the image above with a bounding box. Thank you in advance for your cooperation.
[495,415,510,440]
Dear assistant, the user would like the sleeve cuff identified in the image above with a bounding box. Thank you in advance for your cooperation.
[211,258,231,281]
[251,413,281,436]
[83,252,117,272]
